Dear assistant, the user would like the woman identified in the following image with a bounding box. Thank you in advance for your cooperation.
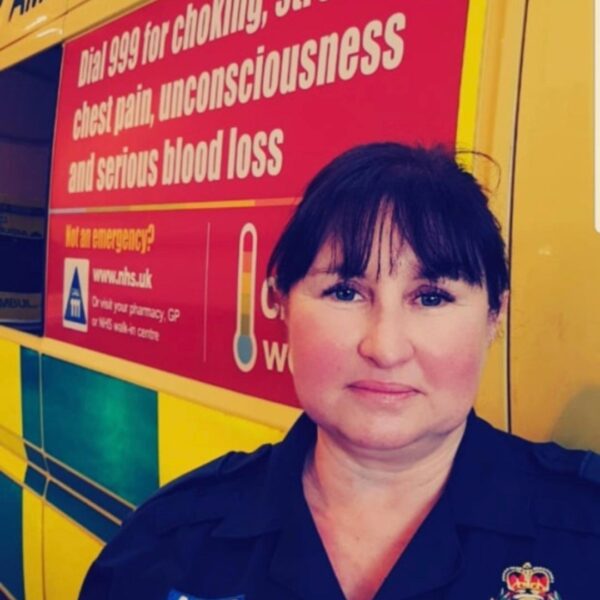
[80,143,600,600]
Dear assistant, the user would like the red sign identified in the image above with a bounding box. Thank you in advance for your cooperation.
[46,0,469,405]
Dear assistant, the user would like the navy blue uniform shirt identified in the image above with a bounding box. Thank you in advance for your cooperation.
[80,412,600,599]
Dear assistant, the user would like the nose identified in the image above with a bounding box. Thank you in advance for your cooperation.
[357,305,415,368]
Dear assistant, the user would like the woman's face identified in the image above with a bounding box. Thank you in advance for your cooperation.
[284,222,501,456]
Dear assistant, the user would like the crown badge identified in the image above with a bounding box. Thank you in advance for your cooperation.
[491,562,563,600]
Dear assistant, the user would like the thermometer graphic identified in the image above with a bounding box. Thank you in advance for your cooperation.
[233,223,258,372]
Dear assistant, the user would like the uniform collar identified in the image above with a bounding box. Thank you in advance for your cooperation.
[213,411,537,540]
[447,411,537,538]
[214,413,463,599]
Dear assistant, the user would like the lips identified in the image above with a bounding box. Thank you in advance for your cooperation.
[348,380,420,395]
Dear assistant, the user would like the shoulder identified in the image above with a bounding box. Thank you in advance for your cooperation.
[471,414,600,485]
[482,419,600,536]
[80,445,272,600]
[153,443,274,498]
[527,439,600,535]
[78,444,277,597]
[137,443,275,533]
[531,439,600,485]
[107,443,276,550]
[462,415,600,537]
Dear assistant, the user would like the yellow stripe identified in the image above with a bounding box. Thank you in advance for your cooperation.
[43,503,105,600]
[0,0,65,54]
[158,391,286,485]
[0,339,23,437]
[23,489,44,600]
[0,13,64,71]
[456,0,488,168]
[0,0,153,70]
[51,197,299,215]
[0,425,27,461]
[0,445,27,484]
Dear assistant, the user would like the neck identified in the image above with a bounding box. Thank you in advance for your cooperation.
[303,423,466,514]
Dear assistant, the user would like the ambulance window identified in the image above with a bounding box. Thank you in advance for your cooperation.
[0,45,61,335]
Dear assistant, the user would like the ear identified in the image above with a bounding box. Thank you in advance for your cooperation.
[267,276,288,323]
[280,293,290,324]
[487,291,509,345]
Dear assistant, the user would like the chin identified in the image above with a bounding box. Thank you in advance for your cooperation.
[328,418,431,453]
[314,410,469,456]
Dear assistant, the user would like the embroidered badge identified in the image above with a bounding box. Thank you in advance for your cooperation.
[167,591,245,600]
[491,562,562,600]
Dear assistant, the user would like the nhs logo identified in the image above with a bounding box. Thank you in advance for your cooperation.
[63,258,90,333]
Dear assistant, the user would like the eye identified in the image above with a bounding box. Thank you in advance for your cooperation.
[415,287,454,307]
[323,282,361,302]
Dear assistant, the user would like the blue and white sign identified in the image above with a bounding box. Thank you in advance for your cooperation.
[62,257,89,332]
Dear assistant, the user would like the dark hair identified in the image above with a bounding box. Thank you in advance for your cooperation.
[267,143,509,313]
